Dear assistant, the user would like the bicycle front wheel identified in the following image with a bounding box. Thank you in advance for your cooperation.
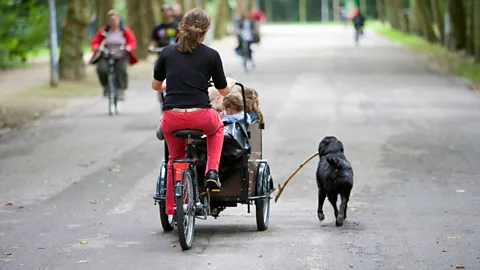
[175,169,195,250]
[107,74,116,115]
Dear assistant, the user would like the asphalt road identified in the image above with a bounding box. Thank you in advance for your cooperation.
[1,25,479,270]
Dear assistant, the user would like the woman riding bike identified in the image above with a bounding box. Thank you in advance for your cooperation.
[90,9,138,101]
[151,8,235,216]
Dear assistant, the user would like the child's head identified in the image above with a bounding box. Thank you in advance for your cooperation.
[222,92,243,115]
[232,85,264,124]
[208,86,224,112]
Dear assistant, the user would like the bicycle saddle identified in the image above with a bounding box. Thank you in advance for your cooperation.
[173,129,204,138]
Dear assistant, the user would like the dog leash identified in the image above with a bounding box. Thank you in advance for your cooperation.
[274,153,318,203]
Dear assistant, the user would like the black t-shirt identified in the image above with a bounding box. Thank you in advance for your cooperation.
[153,43,228,111]
[151,21,179,47]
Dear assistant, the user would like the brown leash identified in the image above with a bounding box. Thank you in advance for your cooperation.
[274,153,318,203]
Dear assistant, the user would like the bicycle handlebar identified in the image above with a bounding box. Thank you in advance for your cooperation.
[149,47,164,53]
[99,45,126,55]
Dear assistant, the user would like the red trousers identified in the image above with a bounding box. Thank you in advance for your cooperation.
[161,108,224,215]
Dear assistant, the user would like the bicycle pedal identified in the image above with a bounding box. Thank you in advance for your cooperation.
[211,189,221,193]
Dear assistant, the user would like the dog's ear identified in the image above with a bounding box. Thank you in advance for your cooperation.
[318,140,326,156]
[338,140,344,153]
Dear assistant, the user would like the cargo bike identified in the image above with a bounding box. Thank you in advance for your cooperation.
[153,82,274,250]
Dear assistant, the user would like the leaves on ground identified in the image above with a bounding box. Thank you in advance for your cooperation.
[78,240,88,245]
[77,260,90,263]
[90,200,98,204]
[455,265,465,269]
[108,165,122,173]
[5,202,13,206]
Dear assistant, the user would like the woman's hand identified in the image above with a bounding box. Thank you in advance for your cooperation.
[161,80,167,91]
[226,77,237,88]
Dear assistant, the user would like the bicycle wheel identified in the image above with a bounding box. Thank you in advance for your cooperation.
[241,42,249,73]
[175,169,195,250]
[107,75,115,115]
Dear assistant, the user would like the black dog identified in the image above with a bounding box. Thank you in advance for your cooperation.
[316,136,354,226]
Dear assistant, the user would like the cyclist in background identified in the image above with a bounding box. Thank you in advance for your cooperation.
[352,9,366,36]
[234,11,256,64]
[149,4,179,54]
[90,9,138,101]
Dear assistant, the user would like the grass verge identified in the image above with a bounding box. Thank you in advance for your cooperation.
[265,21,342,25]
[0,58,156,134]
[370,22,480,89]
[0,76,99,132]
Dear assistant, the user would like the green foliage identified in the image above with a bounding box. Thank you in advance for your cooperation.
[373,23,480,81]
[0,0,49,67]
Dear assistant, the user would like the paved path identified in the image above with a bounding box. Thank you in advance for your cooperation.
[1,25,480,269]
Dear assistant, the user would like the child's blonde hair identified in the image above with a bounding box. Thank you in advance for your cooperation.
[208,86,221,100]
[232,85,264,124]
[222,92,243,114]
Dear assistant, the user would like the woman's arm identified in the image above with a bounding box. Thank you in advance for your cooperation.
[91,27,105,51]
[211,51,231,96]
[152,79,164,92]
[152,50,166,92]
[123,26,137,52]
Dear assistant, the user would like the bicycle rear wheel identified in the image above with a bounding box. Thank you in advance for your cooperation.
[175,169,195,250]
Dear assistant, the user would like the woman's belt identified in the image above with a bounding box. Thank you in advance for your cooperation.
[171,108,203,113]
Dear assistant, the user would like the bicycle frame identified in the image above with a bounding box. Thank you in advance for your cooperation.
[99,45,125,115]
[171,134,203,214]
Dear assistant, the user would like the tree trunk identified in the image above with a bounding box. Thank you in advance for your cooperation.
[447,0,466,51]
[234,0,246,16]
[376,0,385,23]
[185,0,194,11]
[386,0,402,30]
[474,0,480,61]
[430,0,444,44]
[359,0,367,15]
[214,0,227,39]
[59,0,92,81]
[202,0,207,9]
[265,0,272,22]
[299,0,307,23]
[96,0,114,30]
[127,0,149,59]
[176,0,185,12]
[414,0,437,43]
[247,0,255,11]
[145,0,159,31]
[465,0,475,56]
[408,0,419,34]
[332,0,340,21]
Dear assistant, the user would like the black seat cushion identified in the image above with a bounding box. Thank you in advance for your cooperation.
[173,129,204,138]
[193,121,250,160]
